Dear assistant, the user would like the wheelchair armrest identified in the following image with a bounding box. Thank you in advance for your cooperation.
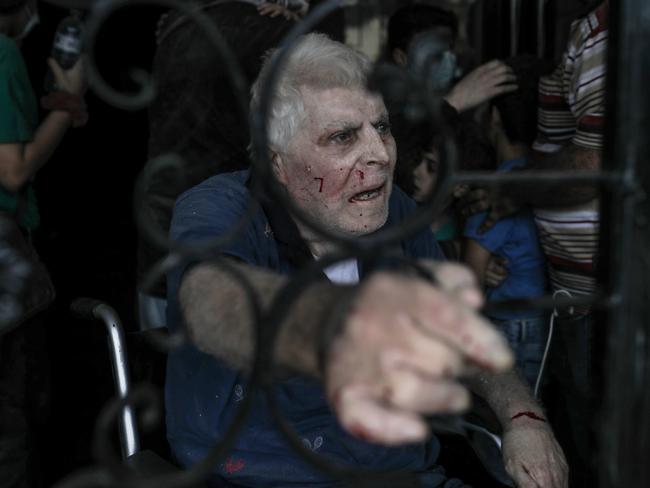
[126,450,207,487]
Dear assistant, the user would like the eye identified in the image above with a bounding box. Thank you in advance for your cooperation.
[374,120,392,136]
[330,130,354,144]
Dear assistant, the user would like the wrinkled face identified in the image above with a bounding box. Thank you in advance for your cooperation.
[274,86,396,236]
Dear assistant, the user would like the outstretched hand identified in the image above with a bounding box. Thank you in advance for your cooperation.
[325,263,513,445]
[445,60,518,113]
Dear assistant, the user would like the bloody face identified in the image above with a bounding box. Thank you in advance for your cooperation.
[274,86,397,237]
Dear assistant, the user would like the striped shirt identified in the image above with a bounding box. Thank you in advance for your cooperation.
[532,3,607,311]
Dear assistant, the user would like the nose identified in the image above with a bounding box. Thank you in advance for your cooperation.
[359,126,391,167]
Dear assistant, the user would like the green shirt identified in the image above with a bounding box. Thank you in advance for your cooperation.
[0,34,39,230]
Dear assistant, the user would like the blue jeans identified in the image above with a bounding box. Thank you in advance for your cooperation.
[491,316,550,389]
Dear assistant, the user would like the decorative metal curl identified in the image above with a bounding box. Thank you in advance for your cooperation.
[85,0,249,113]
[58,0,625,487]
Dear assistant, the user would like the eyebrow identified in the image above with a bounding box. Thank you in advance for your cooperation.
[323,112,390,132]
[322,121,362,132]
[373,112,390,124]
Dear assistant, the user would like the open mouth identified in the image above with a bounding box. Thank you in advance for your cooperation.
[349,182,385,203]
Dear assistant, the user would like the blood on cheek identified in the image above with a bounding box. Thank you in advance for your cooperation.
[313,177,324,193]
[308,167,357,198]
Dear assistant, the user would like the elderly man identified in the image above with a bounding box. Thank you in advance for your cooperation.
[166,33,566,487]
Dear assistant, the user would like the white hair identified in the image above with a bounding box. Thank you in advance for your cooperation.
[251,33,372,151]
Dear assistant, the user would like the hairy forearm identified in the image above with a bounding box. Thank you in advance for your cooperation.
[180,259,348,377]
[508,144,602,208]
[466,369,541,428]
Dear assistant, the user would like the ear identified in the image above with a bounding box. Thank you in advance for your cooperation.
[392,48,408,67]
[270,149,288,186]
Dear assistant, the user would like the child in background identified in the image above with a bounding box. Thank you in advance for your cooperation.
[462,56,550,389]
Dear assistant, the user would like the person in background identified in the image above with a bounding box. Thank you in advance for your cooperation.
[457,3,608,485]
[386,3,517,261]
[386,3,518,115]
[0,0,86,486]
[462,56,551,390]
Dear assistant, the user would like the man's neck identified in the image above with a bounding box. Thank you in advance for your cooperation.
[292,219,343,259]
[302,231,339,259]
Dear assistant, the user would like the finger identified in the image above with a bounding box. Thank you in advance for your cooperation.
[483,59,505,71]
[336,386,429,444]
[487,259,508,276]
[470,60,501,77]
[526,465,555,488]
[486,64,514,78]
[460,188,489,207]
[478,212,498,234]
[424,262,483,309]
[493,72,517,84]
[545,455,569,488]
[380,369,471,414]
[461,200,490,217]
[379,323,466,378]
[489,82,518,97]
[493,266,508,277]
[453,184,469,198]
[413,284,513,371]
[506,464,540,488]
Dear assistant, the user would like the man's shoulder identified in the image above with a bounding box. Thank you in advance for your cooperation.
[171,169,258,241]
[570,3,608,45]
[178,169,250,199]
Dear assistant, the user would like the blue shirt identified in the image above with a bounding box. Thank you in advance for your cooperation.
[463,158,547,320]
[166,170,464,487]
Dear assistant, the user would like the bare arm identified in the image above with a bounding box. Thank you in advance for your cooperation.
[0,57,84,192]
[0,111,72,191]
[462,238,491,288]
[457,144,601,233]
[468,370,568,487]
[179,258,515,445]
[180,260,346,376]
[508,143,601,208]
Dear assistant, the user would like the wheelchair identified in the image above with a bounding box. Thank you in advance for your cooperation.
[71,297,512,487]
